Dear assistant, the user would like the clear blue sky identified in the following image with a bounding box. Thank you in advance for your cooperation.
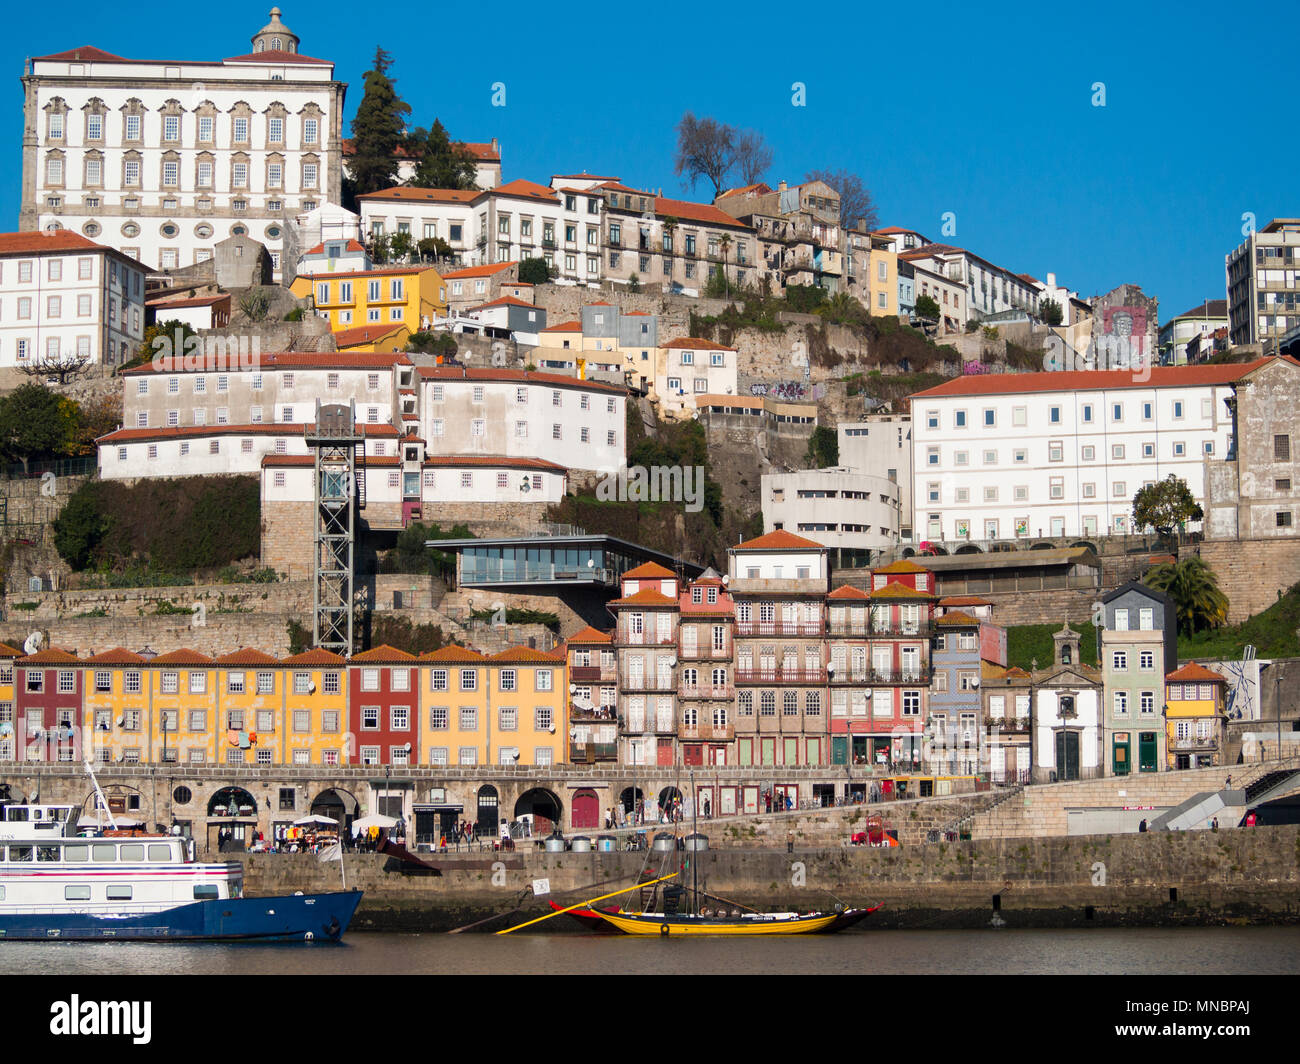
[8,0,1293,321]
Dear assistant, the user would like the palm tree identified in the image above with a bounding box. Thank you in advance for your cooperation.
[1143,558,1229,635]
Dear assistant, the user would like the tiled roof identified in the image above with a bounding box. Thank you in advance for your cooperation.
[356,186,479,204]
[333,323,408,348]
[148,649,214,666]
[215,648,281,666]
[33,46,129,62]
[19,649,82,665]
[493,179,561,204]
[0,643,23,657]
[293,265,434,281]
[717,183,773,199]
[420,645,485,663]
[281,649,346,666]
[565,626,612,644]
[732,530,824,550]
[462,142,501,162]
[875,559,931,574]
[653,195,751,229]
[441,262,517,279]
[488,647,563,664]
[416,365,624,393]
[622,562,676,579]
[1169,299,1228,321]
[940,595,992,607]
[540,321,582,333]
[869,582,936,600]
[468,295,536,312]
[936,610,980,626]
[608,588,678,606]
[304,239,366,255]
[910,358,1285,398]
[349,645,417,664]
[145,293,230,309]
[121,351,411,375]
[1166,663,1225,683]
[223,50,332,64]
[0,231,109,255]
[827,585,872,600]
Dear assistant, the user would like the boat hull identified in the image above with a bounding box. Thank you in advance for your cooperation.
[548,900,623,932]
[0,890,363,943]
[593,907,876,936]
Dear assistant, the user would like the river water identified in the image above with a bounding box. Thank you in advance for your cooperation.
[4,927,1300,975]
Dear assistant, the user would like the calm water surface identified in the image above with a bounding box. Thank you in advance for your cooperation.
[3,927,1299,975]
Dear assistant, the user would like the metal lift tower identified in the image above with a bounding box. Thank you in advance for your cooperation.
[307,399,366,655]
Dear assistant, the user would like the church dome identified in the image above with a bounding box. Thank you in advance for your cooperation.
[251,7,299,54]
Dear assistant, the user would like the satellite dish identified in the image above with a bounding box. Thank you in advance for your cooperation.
[404,742,412,752]
[721,575,730,585]
[308,682,316,694]
[23,632,42,655]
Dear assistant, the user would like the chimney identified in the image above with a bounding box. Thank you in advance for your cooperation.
[1047,272,1056,288]
[778,181,787,192]
[491,137,498,152]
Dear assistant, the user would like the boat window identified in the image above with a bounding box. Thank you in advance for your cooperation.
[63,845,88,862]
[37,846,60,862]
[106,886,132,901]
[91,844,116,862]
[119,844,145,862]
[8,846,32,862]
[6,807,28,821]
[147,844,173,862]
[193,885,219,900]
[64,885,91,901]
[0,886,5,900]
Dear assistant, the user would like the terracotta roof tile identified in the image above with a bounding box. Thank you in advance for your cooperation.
[349,645,417,664]
[356,186,480,204]
[215,648,282,666]
[84,648,146,664]
[281,649,346,666]
[911,358,1288,398]
[622,562,676,580]
[827,585,872,600]
[874,559,932,574]
[609,588,678,606]
[441,262,518,279]
[936,610,980,626]
[19,649,82,665]
[1165,663,1225,683]
[733,530,824,550]
[419,645,485,662]
[147,649,214,666]
[565,626,612,644]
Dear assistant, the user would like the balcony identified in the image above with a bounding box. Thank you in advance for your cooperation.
[871,622,935,639]
[728,578,827,596]
[678,645,732,661]
[1169,736,1219,752]
[619,632,678,646]
[826,624,871,638]
[569,665,616,683]
[677,684,733,700]
[862,668,931,685]
[568,741,618,764]
[734,668,827,685]
[985,717,1031,734]
[568,702,617,722]
[734,622,824,638]
[679,722,734,742]
[618,674,677,693]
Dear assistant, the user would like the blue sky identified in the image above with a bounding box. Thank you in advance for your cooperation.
[7,1,1293,321]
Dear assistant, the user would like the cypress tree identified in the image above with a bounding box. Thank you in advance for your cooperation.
[349,47,411,195]
[408,119,478,190]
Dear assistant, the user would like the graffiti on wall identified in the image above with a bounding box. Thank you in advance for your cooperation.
[1088,305,1152,370]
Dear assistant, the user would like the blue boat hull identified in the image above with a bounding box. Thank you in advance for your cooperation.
[0,890,364,942]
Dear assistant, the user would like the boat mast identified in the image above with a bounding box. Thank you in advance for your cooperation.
[83,760,120,831]
[690,767,697,916]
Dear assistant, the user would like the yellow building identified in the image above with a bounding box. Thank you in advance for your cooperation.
[867,246,899,317]
[0,643,19,761]
[1164,663,1226,770]
[148,649,219,767]
[290,266,447,336]
[83,649,154,766]
[280,649,348,766]
[214,649,284,768]
[418,645,565,769]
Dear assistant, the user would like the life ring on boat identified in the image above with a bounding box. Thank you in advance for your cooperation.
[660,923,670,937]
[304,931,314,941]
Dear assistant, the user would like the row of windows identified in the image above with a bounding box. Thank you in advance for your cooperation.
[45,111,321,149]
[137,372,385,396]
[21,669,342,695]
[929,472,1195,505]
[925,440,1214,468]
[427,383,617,413]
[45,155,319,191]
[426,706,554,731]
[131,402,384,429]
[925,396,1214,432]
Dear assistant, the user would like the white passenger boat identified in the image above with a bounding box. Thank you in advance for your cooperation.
[0,799,361,942]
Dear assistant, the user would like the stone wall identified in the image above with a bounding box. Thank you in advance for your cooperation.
[0,611,298,657]
[1198,539,1300,623]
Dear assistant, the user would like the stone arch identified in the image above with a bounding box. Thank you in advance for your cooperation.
[571,787,600,830]
[310,787,359,833]
[475,784,499,836]
[206,785,259,853]
[78,782,147,828]
[514,787,562,836]
[1070,540,1099,554]
[1030,541,1056,550]
[954,543,984,554]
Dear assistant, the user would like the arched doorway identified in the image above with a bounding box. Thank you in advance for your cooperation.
[476,785,499,837]
[79,784,147,831]
[514,788,562,837]
[310,788,360,837]
[658,786,682,824]
[618,786,644,824]
[206,786,258,854]
[571,788,600,831]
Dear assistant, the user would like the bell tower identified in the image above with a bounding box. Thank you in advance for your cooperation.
[1053,623,1081,667]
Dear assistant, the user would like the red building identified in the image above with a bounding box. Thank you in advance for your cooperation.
[347,645,418,767]
[15,649,84,762]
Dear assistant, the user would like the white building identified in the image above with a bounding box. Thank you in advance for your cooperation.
[839,414,912,540]
[656,338,737,418]
[416,367,626,472]
[357,187,479,263]
[761,468,902,566]
[1226,218,1300,347]
[908,363,1277,543]
[21,9,346,280]
[901,244,1039,326]
[98,421,398,480]
[0,230,146,369]
[1159,299,1228,365]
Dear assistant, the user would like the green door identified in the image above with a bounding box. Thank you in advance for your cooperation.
[1054,730,1080,781]
[1138,732,1158,772]
[783,738,798,765]
[1112,736,1130,775]
[831,735,848,765]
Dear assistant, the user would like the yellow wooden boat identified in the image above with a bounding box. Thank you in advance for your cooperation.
[592,907,876,936]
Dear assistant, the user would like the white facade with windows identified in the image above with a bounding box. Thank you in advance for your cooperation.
[0,231,145,368]
[910,366,1253,542]
[20,11,345,280]
[762,469,901,561]
[416,367,625,472]
[655,339,737,418]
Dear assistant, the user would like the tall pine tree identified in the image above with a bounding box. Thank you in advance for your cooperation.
[348,47,411,196]
[408,119,478,190]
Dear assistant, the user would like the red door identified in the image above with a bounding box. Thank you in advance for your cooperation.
[657,738,674,766]
[571,788,600,830]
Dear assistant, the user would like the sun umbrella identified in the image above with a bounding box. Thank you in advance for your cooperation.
[293,814,338,827]
[350,813,397,836]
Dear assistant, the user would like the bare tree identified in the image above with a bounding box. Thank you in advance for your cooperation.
[18,353,91,384]
[674,112,737,197]
[735,129,773,187]
[804,168,879,231]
